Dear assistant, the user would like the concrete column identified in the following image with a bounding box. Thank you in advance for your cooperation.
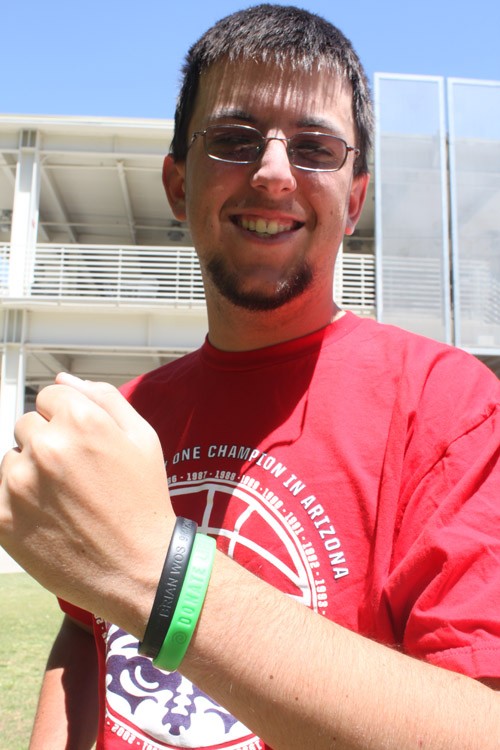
[333,243,344,304]
[9,130,41,296]
[0,309,26,573]
[0,311,26,456]
[0,345,24,569]
[0,346,26,456]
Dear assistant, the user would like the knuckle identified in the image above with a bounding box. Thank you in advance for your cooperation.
[28,428,68,476]
[88,380,120,405]
[63,398,95,429]
[3,455,35,501]
[35,383,57,409]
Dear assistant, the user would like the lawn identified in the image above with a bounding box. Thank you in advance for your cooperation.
[0,573,63,750]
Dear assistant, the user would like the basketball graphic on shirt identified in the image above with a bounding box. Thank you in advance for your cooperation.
[170,476,319,609]
[104,474,318,749]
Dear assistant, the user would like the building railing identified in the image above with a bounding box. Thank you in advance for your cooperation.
[337,252,376,313]
[381,256,444,313]
[381,254,500,321]
[0,242,376,313]
[459,260,500,324]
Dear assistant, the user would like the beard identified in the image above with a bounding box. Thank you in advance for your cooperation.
[205,256,313,311]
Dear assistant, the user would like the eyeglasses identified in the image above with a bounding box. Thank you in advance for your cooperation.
[189,124,360,172]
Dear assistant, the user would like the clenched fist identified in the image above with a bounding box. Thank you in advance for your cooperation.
[0,373,175,638]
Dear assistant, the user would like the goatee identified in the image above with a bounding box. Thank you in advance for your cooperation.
[206,258,313,311]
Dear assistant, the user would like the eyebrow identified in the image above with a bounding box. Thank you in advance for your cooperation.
[207,109,256,125]
[206,109,345,137]
[296,117,343,134]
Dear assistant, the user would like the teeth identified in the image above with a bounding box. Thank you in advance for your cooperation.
[240,217,291,235]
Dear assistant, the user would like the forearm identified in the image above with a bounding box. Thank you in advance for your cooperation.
[30,616,98,750]
[179,552,500,750]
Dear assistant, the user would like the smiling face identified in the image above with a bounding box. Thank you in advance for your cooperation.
[163,59,369,343]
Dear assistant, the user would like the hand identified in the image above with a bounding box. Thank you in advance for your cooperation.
[0,374,174,636]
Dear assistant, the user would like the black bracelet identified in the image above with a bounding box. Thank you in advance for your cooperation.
[138,516,198,658]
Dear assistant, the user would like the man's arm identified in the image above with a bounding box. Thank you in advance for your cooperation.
[182,550,500,750]
[1,376,499,750]
[30,615,98,750]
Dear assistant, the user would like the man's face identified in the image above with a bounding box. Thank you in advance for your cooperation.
[164,60,368,313]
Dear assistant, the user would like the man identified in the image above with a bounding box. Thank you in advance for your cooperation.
[1,5,499,750]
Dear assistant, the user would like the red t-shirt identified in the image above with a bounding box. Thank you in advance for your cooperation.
[62,313,500,749]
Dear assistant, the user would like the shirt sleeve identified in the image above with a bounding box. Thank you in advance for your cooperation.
[58,597,95,628]
[384,402,500,679]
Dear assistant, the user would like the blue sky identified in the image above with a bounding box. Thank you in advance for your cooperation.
[4,0,500,119]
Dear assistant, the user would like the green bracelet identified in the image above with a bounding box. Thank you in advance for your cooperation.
[153,533,216,672]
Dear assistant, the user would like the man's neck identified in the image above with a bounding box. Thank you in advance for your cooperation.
[206,299,344,352]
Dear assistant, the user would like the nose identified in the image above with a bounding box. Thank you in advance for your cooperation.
[250,137,297,195]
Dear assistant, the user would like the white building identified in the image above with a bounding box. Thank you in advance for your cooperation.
[1,73,499,459]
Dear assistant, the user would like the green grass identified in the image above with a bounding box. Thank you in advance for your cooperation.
[0,573,63,750]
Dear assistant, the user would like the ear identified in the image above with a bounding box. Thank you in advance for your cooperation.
[344,172,370,236]
[162,154,187,221]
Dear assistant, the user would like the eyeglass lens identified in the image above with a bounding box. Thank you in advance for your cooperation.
[203,126,348,171]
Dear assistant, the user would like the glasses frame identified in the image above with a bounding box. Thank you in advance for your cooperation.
[189,124,360,173]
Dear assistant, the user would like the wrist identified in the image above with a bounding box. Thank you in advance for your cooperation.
[153,531,216,671]
[102,515,177,641]
[140,516,198,658]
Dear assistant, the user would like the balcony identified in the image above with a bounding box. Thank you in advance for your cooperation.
[0,242,376,315]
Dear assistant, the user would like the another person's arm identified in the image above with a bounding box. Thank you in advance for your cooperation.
[30,615,98,750]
